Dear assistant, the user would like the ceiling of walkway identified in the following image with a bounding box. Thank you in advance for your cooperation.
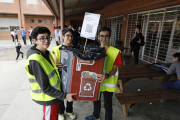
[43,0,121,17]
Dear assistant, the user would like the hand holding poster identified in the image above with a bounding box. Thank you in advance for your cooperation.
[80,12,101,40]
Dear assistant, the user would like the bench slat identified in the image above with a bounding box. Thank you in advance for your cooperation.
[118,74,170,79]
[115,89,180,104]
[115,89,179,97]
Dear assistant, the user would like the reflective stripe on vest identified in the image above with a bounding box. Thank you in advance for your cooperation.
[102,83,117,88]
[29,79,60,93]
[106,71,118,78]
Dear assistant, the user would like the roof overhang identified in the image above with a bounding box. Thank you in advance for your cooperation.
[42,0,121,18]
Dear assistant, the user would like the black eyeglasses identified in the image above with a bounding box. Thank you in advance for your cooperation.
[37,37,52,42]
[65,35,74,38]
[99,35,110,39]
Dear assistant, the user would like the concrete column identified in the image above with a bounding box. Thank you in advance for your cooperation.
[60,0,65,43]
[55,16,58,27]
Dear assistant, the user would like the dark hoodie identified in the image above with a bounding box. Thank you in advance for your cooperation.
[26,46,66,106]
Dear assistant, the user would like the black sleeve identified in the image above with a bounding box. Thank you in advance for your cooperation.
[29,60,67,100]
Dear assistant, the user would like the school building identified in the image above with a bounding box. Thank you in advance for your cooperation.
[0,0,81,40]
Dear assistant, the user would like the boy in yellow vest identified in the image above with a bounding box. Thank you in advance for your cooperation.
[85,27,122,120]
[25,26,77,120]
[52,28,76,120]
[52,28,106,120]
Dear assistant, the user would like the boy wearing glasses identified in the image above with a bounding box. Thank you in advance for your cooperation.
[52,28,77,120]
[85,27,122,120]
[25,27,77,120]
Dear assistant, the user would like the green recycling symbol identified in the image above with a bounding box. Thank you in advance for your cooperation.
[84,83,92,91]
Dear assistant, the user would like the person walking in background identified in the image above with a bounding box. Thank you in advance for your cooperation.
[11,42,23,62]
[71,25,80,47]
[130,25,144,64]
[28,26,33,44]
[20,27,27,45]
[54,26,60,46]
[78,26,81,34]
[58,26,62,45]
[11,29,16,45]
[53,26,56,38]
[68,24,72,29]
[14,27,19,42]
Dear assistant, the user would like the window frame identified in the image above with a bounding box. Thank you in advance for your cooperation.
[30,19,35,24]
[45,19,49,24]
[0,0,14,3]
[38,19,43,24]
[26,0,37,5]
[52,20,55,25]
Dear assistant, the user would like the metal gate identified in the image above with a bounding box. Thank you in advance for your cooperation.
[125,5,180,63]
[105,16,123,46]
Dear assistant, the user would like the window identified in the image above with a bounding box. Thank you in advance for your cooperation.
[52,20,55,25]
[45,19,49,24]
[0,18,19,31]
[38,19,42,24]
[30,19,35,24]
[42,1,45,5]
[26,0,37,4]
[0,0,14,3]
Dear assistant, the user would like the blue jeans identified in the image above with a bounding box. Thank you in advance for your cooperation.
[163,79,180,90]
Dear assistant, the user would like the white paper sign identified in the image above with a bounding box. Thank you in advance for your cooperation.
[80,12,100,40]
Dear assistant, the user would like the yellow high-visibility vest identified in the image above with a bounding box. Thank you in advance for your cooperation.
[25,53,61,101]
[101,46,120,92]
[52,44,62,63]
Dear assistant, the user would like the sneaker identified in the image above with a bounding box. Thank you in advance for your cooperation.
[59,114,65,120]
[84,115,100,120]
[66,112,77,119]
[15,60,18,62]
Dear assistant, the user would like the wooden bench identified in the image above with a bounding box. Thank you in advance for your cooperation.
[115,89,180,116]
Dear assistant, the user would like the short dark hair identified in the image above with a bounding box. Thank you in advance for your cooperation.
[135,25,142,30]
[173,53,180,61]
[58,26,61,29]
[62,28,74,36]
[71,25,77,29]
[31,26,51,39]
[99,27,111,37]
[30,26,33,28]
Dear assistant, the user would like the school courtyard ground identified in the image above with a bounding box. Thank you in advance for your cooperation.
[0,39,180,120]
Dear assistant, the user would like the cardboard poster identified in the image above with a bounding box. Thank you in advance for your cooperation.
[80,12,101,40]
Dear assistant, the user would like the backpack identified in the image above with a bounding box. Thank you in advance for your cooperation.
[148,63,168,73]
[140,35,145,46]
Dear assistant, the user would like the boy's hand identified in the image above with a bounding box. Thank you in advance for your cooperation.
[56,63,62,71]
[65,93,77,102]
[97,70,106,82]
